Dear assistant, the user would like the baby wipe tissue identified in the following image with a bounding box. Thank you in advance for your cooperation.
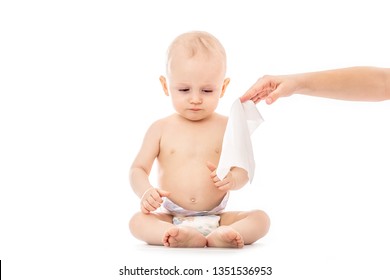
[216,99,263,183]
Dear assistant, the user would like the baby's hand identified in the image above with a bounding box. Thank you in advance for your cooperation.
[140,187,170,214]
[207,161,236,191]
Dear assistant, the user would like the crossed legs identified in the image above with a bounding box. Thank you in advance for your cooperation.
[129,210,270,248]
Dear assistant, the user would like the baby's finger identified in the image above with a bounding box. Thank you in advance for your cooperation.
[150,190,163,203]
[142,200,156,213]
[206,161,217,172]
[217,184,231,191]
[147,196,161,209]
[156,189,170,198]
[212,175,221,183]
[141,203,151,214]
[214,177,229,188]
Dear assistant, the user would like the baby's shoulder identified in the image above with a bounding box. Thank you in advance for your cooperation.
[147,114,176,131]
[212,113,228,125]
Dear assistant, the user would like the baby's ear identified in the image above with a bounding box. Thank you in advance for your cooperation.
[159,76,169,96]
[220,78,230,98]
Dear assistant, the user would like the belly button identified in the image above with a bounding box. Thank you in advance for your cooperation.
[190,198,196,203]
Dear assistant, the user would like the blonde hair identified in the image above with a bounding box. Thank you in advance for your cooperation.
[166,31,227,73]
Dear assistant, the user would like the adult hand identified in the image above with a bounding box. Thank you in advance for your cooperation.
[240,75,298,105]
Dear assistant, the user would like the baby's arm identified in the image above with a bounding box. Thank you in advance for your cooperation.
[207,162,249,191]
[130,121,169,213]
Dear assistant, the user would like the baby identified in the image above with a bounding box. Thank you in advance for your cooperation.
[129,31,270,248]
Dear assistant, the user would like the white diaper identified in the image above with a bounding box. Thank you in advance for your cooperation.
[172,215,220,236]
[162,194,229,236]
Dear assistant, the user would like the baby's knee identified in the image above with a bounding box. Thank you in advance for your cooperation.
[129,212,144,234]
[250,210,271,234]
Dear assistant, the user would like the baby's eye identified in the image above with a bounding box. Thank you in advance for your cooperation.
[202,89,213,93]
[178,88,190,92]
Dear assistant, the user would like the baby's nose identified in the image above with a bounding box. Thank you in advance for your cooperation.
[190,93,202,104]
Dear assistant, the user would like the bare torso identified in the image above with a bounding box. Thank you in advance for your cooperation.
[157,113,228,211]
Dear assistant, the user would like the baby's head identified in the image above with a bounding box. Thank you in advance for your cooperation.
[166,31,227,77]
[160,31,230,121]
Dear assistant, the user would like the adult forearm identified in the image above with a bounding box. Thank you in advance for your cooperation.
[298,67,389,101]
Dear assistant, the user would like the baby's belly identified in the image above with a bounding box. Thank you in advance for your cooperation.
[158,162,227,211]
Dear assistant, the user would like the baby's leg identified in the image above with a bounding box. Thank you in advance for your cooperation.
[129,212,207,247]
[129,212,174,245]
[207,210,270,248]
[206,225,245,248]
[163,226,207,248]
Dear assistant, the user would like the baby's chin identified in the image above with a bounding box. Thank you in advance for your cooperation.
[179,111,212,122]
[185,117,204,122]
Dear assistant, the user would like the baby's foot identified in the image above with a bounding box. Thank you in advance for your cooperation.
[207,226,244,248]
[163,226,207,248]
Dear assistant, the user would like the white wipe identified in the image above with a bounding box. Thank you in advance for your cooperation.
[216,99,264,183]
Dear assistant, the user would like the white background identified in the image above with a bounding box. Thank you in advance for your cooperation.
[1,1,389,279]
